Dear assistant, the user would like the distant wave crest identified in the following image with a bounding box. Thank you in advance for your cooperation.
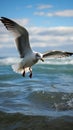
[43,57,73,65]
[0,57,21,65]
[0,57,73,65]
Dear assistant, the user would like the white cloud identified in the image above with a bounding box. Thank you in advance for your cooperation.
[0,42,14,48]
[28,26,73,50]
[55,10,73,17]
[0,19,73,52]
[0,34,10,43]
[37,4,53,10]
[34,9,73,17]
[26,5,32,8]
[14,18,29,26]
[26,4,53,10]
[34,11,45,16]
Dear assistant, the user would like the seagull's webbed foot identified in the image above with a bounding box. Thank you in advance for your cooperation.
[22,70,25,77]
[22,68,32,78]
[29,73,32,78]
[29,68,32,78]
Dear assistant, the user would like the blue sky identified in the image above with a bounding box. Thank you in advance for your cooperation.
[0,0,73,56]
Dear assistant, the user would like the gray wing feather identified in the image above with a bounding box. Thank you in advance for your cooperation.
[43,50,73,58]
[0,17,32,58]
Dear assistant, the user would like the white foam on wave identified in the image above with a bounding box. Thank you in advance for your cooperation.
[41,57,73,65]
[0,56,73,66]
[0,57,21,65]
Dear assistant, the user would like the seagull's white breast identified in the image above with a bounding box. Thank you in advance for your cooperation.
[20,53,37,68]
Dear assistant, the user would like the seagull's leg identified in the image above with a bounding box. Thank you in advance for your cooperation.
[22,70,25,77]
[22,66,26,77]
[29,68,32,78]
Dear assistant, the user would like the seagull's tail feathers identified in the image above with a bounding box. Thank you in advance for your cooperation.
[12,64,23,74]
[12,64,30,74]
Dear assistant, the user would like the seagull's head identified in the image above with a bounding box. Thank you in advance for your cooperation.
[35,52,44,62]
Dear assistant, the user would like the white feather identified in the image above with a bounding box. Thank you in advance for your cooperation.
[12,63,30,74]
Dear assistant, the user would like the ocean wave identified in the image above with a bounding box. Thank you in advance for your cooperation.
[0,57,21,65]
[0,57,73,65]
[27,91,73,111]
[42,57,73,65]
[0,111,73,130]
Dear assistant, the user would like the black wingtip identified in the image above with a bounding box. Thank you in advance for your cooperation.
[0,17,2,20]
[0,17,10,21]
[1,17,4,19]
[0,17,5,19]
[0,17,16,25]
[0,17,5,24]
[0,17,3,22]
[66,52,73,56]
[0,17,5,21]
[1,16,8,19]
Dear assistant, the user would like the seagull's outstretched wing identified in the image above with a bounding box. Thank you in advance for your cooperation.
[43,50,73,58]
[0,17,32,58]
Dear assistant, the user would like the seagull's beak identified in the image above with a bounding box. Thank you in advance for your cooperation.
[40,58,44,62]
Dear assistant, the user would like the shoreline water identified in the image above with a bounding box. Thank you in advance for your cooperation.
[0,111,73,130]
[0,57,73,129]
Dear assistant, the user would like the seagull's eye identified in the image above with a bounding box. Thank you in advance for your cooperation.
[36,53,40,58]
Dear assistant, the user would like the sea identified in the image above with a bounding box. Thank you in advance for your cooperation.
[0,56,73,130]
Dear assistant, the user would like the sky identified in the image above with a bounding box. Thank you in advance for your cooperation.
[0,0,73,57]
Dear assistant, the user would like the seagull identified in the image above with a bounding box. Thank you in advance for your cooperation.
[0,17,73,78]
